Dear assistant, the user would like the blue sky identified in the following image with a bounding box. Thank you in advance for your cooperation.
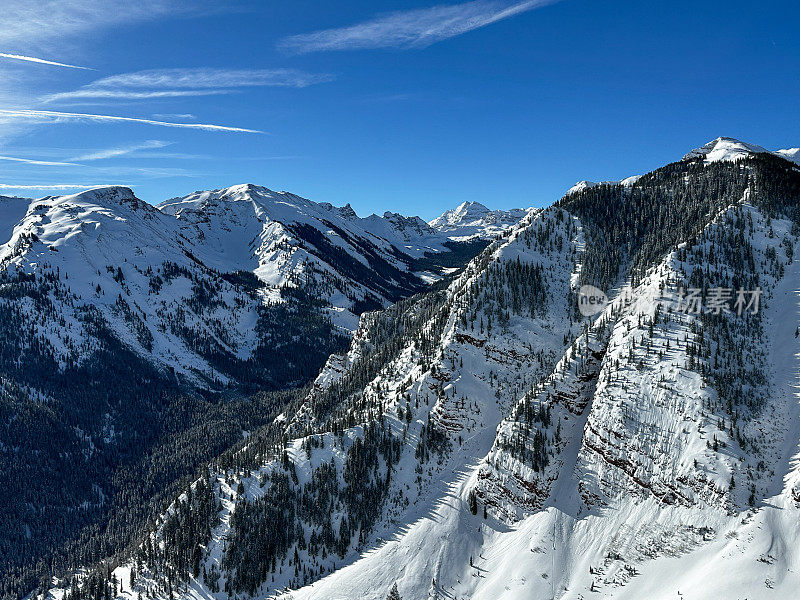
[0,0,798,219]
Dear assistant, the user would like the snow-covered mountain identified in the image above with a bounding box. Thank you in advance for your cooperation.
[775,147,800,164]
[22,140,800,600]
[0,184,528,600]
[0,185,341,389]
[0,184,511,388]
[159,185,528,326]
[428,201,529,239]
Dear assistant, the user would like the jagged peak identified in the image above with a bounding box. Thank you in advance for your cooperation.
[428,201,528,240]
[456,200,490,211]
[430,201,515,227]
[451,200,490,218]
[338,203,357,219]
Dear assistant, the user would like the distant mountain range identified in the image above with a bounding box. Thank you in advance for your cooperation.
[0,183,527,385]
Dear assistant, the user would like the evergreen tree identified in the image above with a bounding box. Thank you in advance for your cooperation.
[386,583,402,600]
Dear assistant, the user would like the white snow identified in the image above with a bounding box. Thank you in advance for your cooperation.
[0,184,525,390]
[683,136,769,162]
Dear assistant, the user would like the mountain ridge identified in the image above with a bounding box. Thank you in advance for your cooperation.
[99,143,800,600]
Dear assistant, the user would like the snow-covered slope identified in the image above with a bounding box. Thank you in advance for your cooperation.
[90,205,584,600]
[428,201,529,239]
[159,184,431,329]
[683,136,769,162]
[269,152,800,600]
[1,184,535,600]
[775,147,800,165]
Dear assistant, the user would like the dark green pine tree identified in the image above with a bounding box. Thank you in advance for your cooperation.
[468,489,478,515]
[386,582,402,600]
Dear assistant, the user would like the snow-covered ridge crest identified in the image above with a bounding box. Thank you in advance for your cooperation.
[156,183,483,329]
[160,183,503,253]
[683,135,800,165]
[565,175,642,197]
[563,136,799,199]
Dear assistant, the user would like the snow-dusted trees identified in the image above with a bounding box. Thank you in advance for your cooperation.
[386,582,402,600]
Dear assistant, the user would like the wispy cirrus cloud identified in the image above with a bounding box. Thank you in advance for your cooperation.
[72,140,172,161]
[0,2,218,142]
[85,68,335,89]
[278,0,558,54]
[0,1,208,50]
[0,109,262,133]
[0,52,92,70]
[0,154,80,166]
[151,113,196,120]
[44,90,235,102]
[43,67,335,103]
[0,183,124,190]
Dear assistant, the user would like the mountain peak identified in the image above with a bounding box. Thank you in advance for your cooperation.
[225,182,268,195]
[682,137,768,162]
[454,200,490,216]
[681,137,800,166]
[429,200,528,239]
[430,201,489,227]
[338,202,357,219]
